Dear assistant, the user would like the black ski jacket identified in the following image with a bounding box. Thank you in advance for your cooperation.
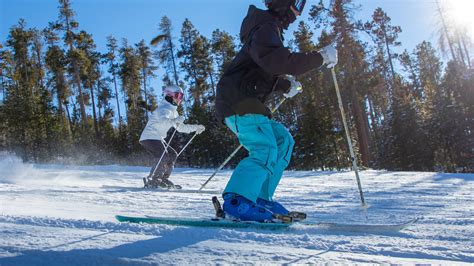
[215,5,324,122]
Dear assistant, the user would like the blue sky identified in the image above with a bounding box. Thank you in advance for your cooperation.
[1,0,440,54]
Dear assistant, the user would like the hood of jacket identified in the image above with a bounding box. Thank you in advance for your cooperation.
[240,5,280,44]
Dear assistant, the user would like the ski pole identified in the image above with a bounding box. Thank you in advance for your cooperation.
[149,124,179,179]
[177,131,198,157]
[199,97,287,191]
[199,144,242,191]
[330,67,367,207]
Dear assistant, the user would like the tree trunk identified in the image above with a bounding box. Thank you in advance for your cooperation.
[65,14,87,128]
[112,74,122,126]
[89,82,99,138]
[332,137,342,171]
[186,32,200,103]
[65,101,73,134]
[436,0,458,62]
[1,74,5,102]
[72,62,87,127]
[169,36,179,86]
[367,94,380,157]
[382,26,396,87]
[455,32,468,67]
[378,46,391,99]
[33,43,45,92]
[460,35,471,68]
[349,89,371,167]
[346,55,371,166]
[209,71,216,98]
[345,40,371,167]
[96,79,102,134]
[142,68,149,120]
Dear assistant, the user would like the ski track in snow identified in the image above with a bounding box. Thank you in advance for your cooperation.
[0,156,473,265]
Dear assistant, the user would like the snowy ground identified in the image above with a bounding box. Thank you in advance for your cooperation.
[0,156,473,265]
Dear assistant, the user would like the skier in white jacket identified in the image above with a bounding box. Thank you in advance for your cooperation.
[140,85,205,189]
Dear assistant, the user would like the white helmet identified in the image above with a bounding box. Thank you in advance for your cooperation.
[163,85,184,105]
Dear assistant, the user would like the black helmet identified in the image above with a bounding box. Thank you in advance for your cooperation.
[264,0,306,14]
[264,0,306,29]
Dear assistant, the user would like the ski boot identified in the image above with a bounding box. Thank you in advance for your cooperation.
[222,193,293,223]
[160,178,182,190]
[257,198,307,222]
[144,178,166,189]
[212,196,225,219]
[144,177,182,189]
[143,177,155,188]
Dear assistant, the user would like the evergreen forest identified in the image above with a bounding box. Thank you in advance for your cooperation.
[0,0,472,173]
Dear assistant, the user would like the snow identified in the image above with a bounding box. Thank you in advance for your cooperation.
[0,155,473,265]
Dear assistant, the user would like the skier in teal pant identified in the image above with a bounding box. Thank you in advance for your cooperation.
[224,113,294,203]
[215,0,338,222]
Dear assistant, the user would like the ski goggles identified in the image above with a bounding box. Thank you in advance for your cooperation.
[167,91,184,104]
[292,0,306,13]
[174,92,184,102]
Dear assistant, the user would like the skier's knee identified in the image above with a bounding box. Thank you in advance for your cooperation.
[280,133,294,163]
[264,146,278,174]
[286,134,295,150]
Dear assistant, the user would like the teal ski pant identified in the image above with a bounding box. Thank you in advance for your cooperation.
[224,114,294,203]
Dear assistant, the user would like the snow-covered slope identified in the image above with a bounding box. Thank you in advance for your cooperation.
[0,156,472,265]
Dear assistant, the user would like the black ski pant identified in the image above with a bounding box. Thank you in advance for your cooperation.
[140,139,178,182]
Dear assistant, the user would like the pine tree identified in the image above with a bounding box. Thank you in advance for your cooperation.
[0,44,9,149]
[105,36,123,127]
[96,76,117,156]
[383,41,441,170]
[177,19,217,167]
[119,39,146,153]
[210,29,236,96]
[3,20,37,160]
[380,78,428,170]
[435,0,456,62]
[44,23,73,138]
[433,61,473,171]
[360,8,403,166]
[152,16,180,86]
[366,8,401,89]
[57,0,88,128]
[30,28,63,161]
[413,42,443,170]
[291,23,344,170]
[178,19,213,106]
[75,30,100,139]
[3,20,60,161]
[136,39,157,119]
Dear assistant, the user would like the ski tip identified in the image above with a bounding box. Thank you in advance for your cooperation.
[115,215,126,222]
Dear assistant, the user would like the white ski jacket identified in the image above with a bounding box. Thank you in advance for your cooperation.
[139,100,198,142]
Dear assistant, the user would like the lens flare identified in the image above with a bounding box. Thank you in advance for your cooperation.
[441,0,474,41]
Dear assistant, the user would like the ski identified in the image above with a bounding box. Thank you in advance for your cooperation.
[101,185,221,194]
[115,215,419,233]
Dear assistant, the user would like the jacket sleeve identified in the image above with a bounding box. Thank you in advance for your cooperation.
[175,124,197,134]
[248,22,324,76]
[169,114,197,134]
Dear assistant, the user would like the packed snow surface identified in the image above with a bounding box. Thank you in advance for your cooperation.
[0,156,473,265]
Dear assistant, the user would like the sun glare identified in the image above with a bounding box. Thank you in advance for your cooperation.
[441,0,474,40]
